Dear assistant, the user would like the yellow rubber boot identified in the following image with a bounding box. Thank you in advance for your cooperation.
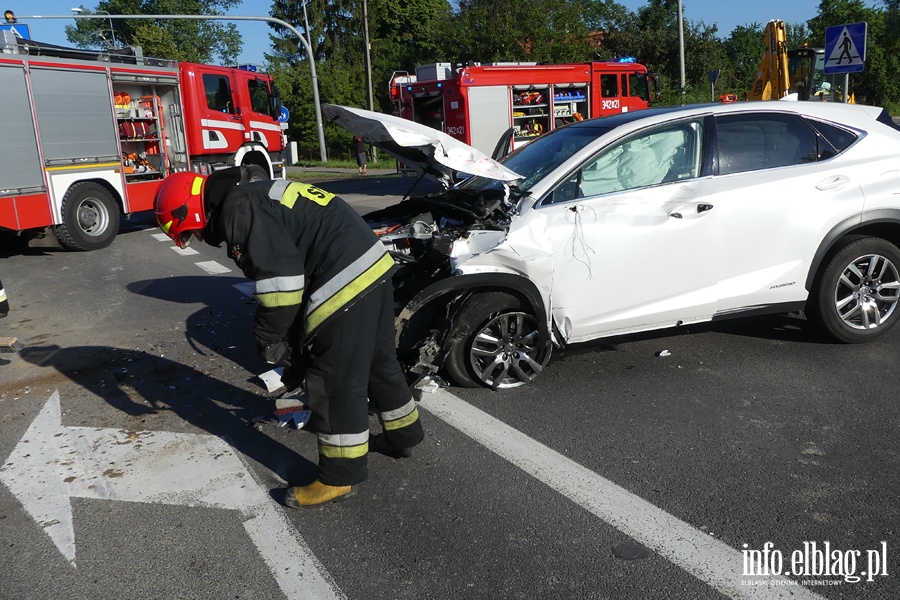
[284,480,354,508]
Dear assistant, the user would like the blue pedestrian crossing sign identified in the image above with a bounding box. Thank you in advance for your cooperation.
[0,23,30,40]
[824,22,866,74]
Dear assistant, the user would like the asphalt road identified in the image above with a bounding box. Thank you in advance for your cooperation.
[0,173,897,600]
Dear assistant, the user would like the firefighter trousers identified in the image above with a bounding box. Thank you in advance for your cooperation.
[303,281,424,486]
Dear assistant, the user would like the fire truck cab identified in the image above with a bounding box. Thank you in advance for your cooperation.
[0,33,284,251]
[390,60,657,156]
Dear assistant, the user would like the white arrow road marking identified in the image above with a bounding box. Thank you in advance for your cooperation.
[0,391,343,600]
[419,389,825,600]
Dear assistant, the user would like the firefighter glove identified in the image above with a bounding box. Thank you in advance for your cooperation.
[261,340,292,367]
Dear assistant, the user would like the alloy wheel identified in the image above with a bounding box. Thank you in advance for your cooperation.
[468,311,550,388]
[833,253,900,330]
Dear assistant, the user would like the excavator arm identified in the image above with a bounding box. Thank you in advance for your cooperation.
[749,20,791,101]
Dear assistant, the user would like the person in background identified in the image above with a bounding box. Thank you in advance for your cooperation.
[153,168,424,507]
[0,278,8,318]
[354,136,368,175]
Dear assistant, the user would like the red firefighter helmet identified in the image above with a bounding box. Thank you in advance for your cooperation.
[154,172,208,248]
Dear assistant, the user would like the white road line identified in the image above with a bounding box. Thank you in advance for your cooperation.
[171,246,200,256]
[151,233,170,242]
[419,390,824,600]
[195,261,232,274]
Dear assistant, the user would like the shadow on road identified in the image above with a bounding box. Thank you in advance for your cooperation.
[552,312,827,364]
[15,272,322,487]
[17,344,317,487]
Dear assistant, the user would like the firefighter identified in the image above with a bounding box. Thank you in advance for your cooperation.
[0,278,8,318]
[153,168,424,507]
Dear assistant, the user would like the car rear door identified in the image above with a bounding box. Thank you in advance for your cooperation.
[706,111,866,316]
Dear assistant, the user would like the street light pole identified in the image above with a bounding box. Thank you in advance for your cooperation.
[70,7,117,48]
[677,0,685,100]
[301,1,313,52]
[361,0,376,160]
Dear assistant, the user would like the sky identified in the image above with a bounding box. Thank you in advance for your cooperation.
[3,0,885,66]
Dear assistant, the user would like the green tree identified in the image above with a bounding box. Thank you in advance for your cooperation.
[445,0,594,64]
[600,0,724,102]
[268,0,453,157]
[65,0,242,64]
[884,0,900,108]
[722,23,763,94]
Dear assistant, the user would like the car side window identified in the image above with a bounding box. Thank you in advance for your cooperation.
[716,113,818,175]
[546,119,704,205]
[804,118,858,160]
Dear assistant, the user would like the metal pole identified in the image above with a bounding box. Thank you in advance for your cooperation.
[843,73,850,103]
[301,1,313,53]
[25,13,328,163]
[98,10,117,48]
[677,0,685,100]
[361,0,376,160]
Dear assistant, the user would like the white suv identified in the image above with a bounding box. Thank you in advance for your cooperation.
[325,102,900,389]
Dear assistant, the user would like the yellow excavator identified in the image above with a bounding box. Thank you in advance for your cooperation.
[749,20,791,100]
[748,19,851,103]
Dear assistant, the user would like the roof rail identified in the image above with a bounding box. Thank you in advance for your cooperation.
[4,36,177,68]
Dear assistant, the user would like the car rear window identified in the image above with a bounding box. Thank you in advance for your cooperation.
[716,113,818,175]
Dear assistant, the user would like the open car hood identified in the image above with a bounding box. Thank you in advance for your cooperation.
[322,104,522,187]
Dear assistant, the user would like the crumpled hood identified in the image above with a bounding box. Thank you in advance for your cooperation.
[322,104,522,187]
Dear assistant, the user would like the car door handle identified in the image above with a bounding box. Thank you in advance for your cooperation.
[670,203,714,219]
[816,175,850,191]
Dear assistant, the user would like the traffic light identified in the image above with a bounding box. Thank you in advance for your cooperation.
[4,10,16,24]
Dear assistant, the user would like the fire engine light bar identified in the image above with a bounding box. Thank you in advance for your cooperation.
[613,57,637,63]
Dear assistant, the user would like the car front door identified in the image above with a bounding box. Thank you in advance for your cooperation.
[535,117,719,343]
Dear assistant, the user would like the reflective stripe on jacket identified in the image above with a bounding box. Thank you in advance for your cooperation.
[216,180,395,348]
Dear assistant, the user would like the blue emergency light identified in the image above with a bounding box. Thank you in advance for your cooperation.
[612,57,637,63]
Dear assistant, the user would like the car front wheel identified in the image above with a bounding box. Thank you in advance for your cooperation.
[809,236,900,343]
[444,291,552,389]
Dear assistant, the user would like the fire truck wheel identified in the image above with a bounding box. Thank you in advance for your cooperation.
[55,182,121,251]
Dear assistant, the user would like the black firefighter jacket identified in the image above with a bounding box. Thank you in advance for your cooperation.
[206,179,396,359]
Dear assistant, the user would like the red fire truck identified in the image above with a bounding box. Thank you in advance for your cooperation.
[390,60,657,156]
[0,34,285,251]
